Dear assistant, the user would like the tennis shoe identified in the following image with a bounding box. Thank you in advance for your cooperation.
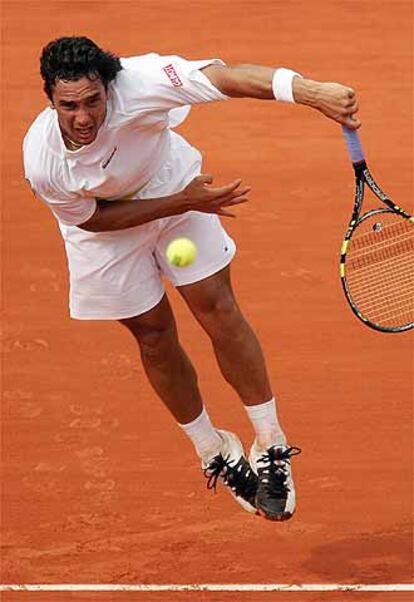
[203,429,258,514]
[249,443,301,521]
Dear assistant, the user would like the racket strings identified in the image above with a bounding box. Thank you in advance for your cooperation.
[350,219,410,252]
[346,277,413,325]
[347,252,413,288]
[345,214,414,328]
[350,284,412,323]
[347,261,413,323]
[347,240,412,272]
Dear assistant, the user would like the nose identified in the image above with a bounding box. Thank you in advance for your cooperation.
[75,108,93,127]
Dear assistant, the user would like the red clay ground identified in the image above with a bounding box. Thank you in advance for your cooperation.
[1,1,413,601]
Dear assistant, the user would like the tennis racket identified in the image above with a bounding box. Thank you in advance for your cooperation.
[340,127,413,333]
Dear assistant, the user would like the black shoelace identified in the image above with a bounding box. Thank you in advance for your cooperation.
[257,446,301,499]
[204,454,257,501]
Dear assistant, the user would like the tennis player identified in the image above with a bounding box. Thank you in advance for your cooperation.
[23,37,359,521]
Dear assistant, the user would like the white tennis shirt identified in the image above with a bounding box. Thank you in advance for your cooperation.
[23,54,228,226]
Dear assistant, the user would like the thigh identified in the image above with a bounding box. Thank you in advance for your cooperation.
[177,264,240,328]
[155,211,236,288]
[120,294,177,342]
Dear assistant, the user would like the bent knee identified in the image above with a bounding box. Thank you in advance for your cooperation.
[197,294,246,339]
[120,315,178,357]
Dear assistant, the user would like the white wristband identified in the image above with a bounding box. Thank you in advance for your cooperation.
[272,68,303,103]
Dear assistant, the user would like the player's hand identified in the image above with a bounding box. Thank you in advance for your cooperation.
[182,175,250,217]
[314,82,361,129]
[294,78,361,130]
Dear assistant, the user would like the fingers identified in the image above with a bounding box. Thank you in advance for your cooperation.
[194,175,245,197]
[187,174,251,217]
[214,187,251,205]
[316,82,362,130]
[209,178,243,196]
[207,185,250,217]
[343,113,361,130]
[340,106,361,129]
[210,197,250,218]
[339,93,361,129]
[339,86,360,127]
[337,104,361,129]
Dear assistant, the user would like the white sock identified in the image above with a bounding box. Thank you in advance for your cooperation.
[244,397,287,451]
[178,407,222,464]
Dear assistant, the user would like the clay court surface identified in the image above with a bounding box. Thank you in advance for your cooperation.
[1,1,413,601]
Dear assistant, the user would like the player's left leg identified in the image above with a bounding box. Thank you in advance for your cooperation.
[177,265,282,439]
[178,265,301,521]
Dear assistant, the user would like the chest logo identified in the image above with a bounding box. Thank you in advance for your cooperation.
[163,64,183,88]
[102,146,118,169]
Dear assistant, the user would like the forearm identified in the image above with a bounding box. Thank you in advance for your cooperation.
[209,64,275,99]
[79,192,187,232]
[202,64,360,129]
[203,63,317,105]
[79,174,250,231]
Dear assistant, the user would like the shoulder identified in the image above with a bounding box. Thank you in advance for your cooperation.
[116,52,217,85]
[24,107,55,149]
[120,52,161,71]
[108,53,181,118]
[23,108,63,194]
[113,52,217,91]
[115,53,162,89]
[23,108,61,170]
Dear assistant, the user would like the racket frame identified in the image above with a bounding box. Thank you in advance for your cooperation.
[340,159,414,333]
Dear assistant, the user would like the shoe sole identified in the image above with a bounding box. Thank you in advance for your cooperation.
[257,508,295,521]
[233,495,257,514]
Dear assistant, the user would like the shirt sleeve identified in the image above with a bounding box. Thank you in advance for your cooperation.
[26,174,97,227]
[117,53,229,113]
[23,131,98,227]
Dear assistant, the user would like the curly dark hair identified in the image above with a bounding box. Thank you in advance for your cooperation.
[40,36,122,99]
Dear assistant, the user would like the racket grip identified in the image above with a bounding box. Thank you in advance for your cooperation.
[341,126,365,164]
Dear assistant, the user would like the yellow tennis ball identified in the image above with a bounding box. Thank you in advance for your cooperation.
[166,237,197,268]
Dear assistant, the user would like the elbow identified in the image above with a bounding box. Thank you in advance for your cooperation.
[78,222,101,232]
[78,206,104,232]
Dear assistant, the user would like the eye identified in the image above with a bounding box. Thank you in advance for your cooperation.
[87,97,101,107]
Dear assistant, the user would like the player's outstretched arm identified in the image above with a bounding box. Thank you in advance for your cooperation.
[201,64,360,130]
[79,176,250,232]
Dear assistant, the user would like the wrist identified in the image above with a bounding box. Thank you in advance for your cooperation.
[291,77,321,107]
[272,68,303,103]
[165,190,189,215]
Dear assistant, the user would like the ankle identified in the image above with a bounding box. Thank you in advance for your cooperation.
[255,432,287,453]
[178,407,222,463]
[244,398,287,449]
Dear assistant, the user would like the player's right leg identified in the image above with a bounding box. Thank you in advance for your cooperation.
[119,295,257,513]
[119,294,203,425]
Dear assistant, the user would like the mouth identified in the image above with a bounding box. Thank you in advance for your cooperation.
[75,126,95,142]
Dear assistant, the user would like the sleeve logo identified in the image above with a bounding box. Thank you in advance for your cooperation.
[163,64,183,88]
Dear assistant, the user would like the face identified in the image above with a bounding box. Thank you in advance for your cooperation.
[51,76,107,146]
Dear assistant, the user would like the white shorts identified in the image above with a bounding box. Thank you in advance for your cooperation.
[58,135,236,320]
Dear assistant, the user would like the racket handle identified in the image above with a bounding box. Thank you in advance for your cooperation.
[341,126,365,164]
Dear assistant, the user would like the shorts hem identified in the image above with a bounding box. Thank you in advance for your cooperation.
[172,242,236,287]
[69,289,165,321]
